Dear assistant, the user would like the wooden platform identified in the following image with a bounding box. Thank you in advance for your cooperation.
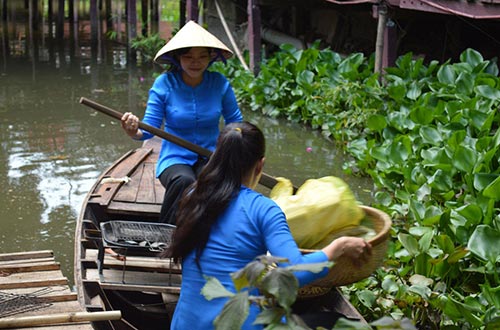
[0,250,119,329]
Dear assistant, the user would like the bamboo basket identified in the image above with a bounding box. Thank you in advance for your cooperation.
[298,205,392,298]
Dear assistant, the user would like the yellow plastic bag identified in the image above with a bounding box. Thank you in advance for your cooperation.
[270,176,365,249]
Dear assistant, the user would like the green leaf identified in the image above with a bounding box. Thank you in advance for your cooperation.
[406,81,422,100]
[455,72,474,95]
[437,65,456,84]
[202,276,235,300]
[467,225,500,264]
[213,292,250,330]
[366,114,387,132]
[483,175,500,200]
[419,126,443,145]
[475,85,500,100]
[253,308,284,326]
[480,283,500,310]
[356,289,377,308]
[460,48,484,68]
[419,231,433,253]
[261,268,299,309]
[452,145,477,172]
[474,173,498,191]
[399,233,420,256]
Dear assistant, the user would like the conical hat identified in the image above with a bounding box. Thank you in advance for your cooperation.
[154,20,233,64]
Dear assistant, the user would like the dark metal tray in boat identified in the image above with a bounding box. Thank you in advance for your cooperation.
[100,221,175,253]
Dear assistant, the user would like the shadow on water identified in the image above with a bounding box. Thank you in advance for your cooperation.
[0,3,374,287]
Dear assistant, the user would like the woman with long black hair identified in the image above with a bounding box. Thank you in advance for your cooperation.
[165,121,371,330]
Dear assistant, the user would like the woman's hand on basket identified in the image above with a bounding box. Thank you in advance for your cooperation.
[322,236,372,267]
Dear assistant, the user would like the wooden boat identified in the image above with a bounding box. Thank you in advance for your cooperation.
[74,136,367,330]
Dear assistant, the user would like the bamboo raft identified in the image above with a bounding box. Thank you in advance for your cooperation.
[0,250,120,329]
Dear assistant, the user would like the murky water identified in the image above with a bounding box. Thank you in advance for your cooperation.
[0,12,373,287]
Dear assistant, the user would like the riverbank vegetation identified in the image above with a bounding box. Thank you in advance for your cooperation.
[211,46,500,329]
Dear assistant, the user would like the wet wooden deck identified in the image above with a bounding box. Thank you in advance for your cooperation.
[0,250,119,329]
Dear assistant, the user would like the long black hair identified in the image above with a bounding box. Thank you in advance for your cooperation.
[163,121,265,265]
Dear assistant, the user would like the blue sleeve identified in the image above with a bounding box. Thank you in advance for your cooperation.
[139,74,169,140]
[220,76,242,124]
[261,201,329,287]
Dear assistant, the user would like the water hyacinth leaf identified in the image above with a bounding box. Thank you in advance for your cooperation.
[428,169,453,192]
[442,294,483,327]
[333,318,372,330]
[409,285,432,300]
[475,85,500,100]
[419,126,443,145]
[371,317,418,330]
[409,226,432,237]
[467,225,500,264]
[213,291,250,330]
[366,114,387,132]
[399,233,420,256]
[202,276,235,300]
[480,283,500,309]
[456,72,474,95]
[460,48,484,68]
[356,289,377,308]
[483,175,500,200]
[435,234,455,254]
[437,65,456,84]
[485,60,499,76]
[410,106,435,125]
[381,276,399,293]
[387,83,406,101]
[474,173,498,191]
[406,81,422,100]
[419,231,434,253]
[456,204,482,225]
[296,70,314,92]
[452,145,477,173]
[409,274,434,287]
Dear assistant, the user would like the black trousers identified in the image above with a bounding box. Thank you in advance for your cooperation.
[158,158,207,225]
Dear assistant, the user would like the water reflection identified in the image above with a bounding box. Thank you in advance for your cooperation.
[0,7,374,286]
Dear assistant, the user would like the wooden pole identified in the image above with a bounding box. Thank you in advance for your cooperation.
[0,311,121,329]
[186,0,198,22]
[214,0,249,71]
[247,0,261,75]
[374,3,387,79]
[79,97,288,190]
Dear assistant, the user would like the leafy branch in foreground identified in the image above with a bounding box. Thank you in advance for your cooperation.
[201,255,417,330]
[202,255,332,329]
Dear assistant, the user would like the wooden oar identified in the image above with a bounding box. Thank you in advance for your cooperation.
[79,97,287,190]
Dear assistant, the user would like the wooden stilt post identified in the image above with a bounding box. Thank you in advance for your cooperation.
[56,0,64,39]
[105,0,112,32]
[186,0,198,22]
[382,18,397,69]
[151,0,159,34]
[180,0,186,27]
[374,2,387,80]
[90,0,99,60]
[127,0,137,63]
[141,0,148,36]
[247,0,261,75]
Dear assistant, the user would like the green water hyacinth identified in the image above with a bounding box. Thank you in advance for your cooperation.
[212,46,500,329]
